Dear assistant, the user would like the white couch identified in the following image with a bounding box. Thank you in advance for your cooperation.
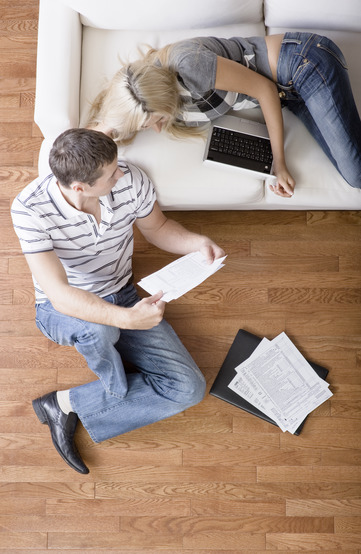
[35,0,361,209]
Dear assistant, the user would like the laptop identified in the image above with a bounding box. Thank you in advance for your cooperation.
[203,114,274,179]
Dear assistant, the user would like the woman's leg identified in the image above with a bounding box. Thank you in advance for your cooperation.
[277,32,361,188]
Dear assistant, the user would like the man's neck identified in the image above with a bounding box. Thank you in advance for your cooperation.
[57,182,100,221]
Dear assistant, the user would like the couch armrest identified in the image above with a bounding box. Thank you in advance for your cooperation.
[34,0,82,140]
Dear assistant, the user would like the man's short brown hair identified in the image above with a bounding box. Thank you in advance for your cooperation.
[49,128,118,188]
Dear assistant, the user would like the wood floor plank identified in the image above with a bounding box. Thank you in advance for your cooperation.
[48,530,183,549]
[182,529,265,550]
[120,514,334,534]
[266,532,361,550]
[0,481,95,499]
[92,465,257,485]
[0,532,47,549]
[46,497,191,517]
[190,498,286,516]
[287,499,361,517]
[94,480,361,501]
[183,448,323,467]
[0,514,119,532]
[0,551,264,554]
[257,466,361,483]
[0,497,45,516]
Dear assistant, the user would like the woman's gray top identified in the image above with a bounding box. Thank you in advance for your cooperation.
[168,36,272,125]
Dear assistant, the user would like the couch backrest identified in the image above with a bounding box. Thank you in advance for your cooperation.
[264,0,361,32]
[60,0,264,30]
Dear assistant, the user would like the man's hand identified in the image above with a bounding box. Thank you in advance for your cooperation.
[126,291,166,329]
[199,241,226,264]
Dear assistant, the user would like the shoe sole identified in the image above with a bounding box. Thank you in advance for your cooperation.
[32,398,89,474]
[32,398,48,425]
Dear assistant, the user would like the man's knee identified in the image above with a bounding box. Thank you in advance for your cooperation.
[175,369,206,408]
[191,373,207,404]
[80,322,120,346]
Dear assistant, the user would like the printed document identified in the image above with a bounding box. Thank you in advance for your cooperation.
[138,251,226,302]
[228,332,332,433]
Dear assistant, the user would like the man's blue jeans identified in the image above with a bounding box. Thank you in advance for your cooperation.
[35,284,206,443]
[277,32,361,188]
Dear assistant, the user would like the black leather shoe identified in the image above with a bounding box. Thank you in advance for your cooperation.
[32,391,89,474]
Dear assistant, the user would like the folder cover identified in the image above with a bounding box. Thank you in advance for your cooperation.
[209,329,329,435]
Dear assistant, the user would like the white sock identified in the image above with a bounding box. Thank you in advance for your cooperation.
[56,390,73,415]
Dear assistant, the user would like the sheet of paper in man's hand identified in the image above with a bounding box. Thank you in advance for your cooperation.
[137,251,227,302]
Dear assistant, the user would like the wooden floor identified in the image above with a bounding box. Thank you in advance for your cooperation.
[1,1,361,552]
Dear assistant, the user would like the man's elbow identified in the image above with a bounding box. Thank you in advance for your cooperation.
[43,286,73,316]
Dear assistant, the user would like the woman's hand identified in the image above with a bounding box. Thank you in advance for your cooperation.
[269,165,296,197]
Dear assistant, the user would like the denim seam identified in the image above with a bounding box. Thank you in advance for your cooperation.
[80,390,173,422]
[76,320,123,398]
[122,337,177,397]
[316,43,348,70]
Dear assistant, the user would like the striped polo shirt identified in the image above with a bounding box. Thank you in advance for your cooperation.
[11,160,156,303]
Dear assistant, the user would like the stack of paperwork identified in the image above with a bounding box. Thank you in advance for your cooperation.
[228,332,333,434]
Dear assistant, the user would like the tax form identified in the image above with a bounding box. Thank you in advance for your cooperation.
[137,251,226,302]
[228,332,332,433]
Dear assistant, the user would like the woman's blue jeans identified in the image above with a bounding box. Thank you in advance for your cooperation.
[277,32,361,188]
[35,284,206,443]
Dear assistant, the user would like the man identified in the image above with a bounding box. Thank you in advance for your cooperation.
[11,128,224,474]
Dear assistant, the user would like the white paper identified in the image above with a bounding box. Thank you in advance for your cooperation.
[228,332,332,433]
[137,251,226,302]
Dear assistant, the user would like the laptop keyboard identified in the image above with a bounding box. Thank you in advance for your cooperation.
[208,126,273,174]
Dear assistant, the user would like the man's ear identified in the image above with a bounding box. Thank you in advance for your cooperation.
[70,181,86,193]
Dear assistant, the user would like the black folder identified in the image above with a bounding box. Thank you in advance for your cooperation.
[210,329,329,435]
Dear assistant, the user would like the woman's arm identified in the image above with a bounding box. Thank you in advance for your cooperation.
[215,56,295,197]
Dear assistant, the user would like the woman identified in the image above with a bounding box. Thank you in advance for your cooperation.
[87,33,361,197]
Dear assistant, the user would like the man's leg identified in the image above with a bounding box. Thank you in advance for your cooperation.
[32,298,129,473]
[33,285,205,462]
[70,317,206,443]
[35,300,128,398]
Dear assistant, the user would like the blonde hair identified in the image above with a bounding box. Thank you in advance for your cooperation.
[87,44,207,145]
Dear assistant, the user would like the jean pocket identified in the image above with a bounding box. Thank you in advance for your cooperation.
[317,37,348,70]
[35,317,59,343]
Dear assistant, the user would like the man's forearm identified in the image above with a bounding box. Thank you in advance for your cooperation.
[50,282,165,331]
[141,217,210,255]
[51,284,132,328]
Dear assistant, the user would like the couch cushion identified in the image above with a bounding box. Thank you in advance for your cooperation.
[120,126,265,210]
[265,110,361,209]
[61,0,264,30]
